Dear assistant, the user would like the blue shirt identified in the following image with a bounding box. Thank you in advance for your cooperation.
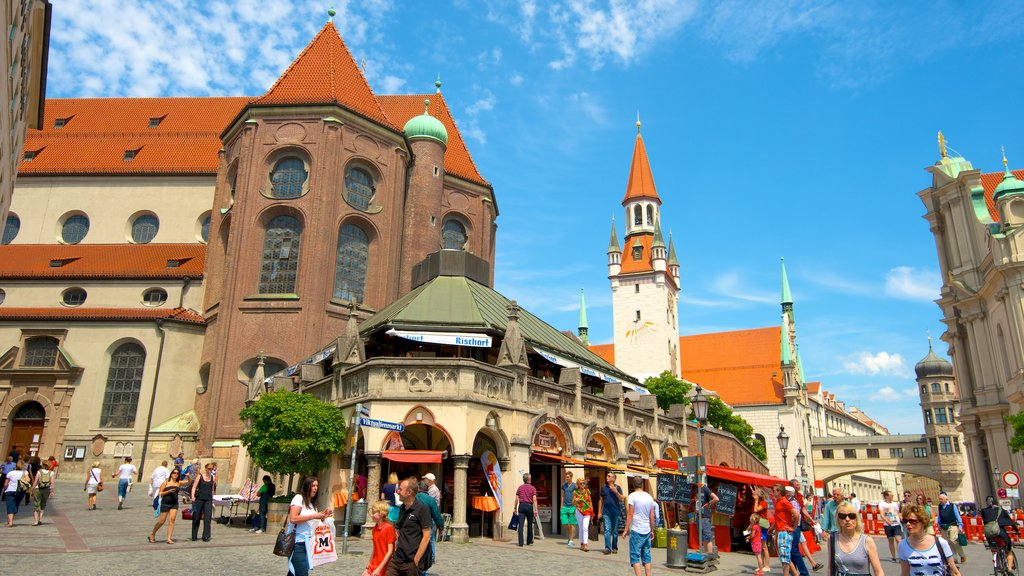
[562,482,574,507]
[600,484,623,515]
[0,462,14,476]
[416,492,445,531]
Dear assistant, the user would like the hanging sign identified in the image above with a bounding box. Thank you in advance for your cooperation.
[386,329,492,348]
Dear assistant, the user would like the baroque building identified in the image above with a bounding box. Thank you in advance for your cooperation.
[918,137,1024,500]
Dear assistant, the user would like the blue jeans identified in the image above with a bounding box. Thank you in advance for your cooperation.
[629,531,652,565]
[5,491,19,514]
[789,533,810,576]
[517,503,535,546]
[289,541,309,576]
[602,514,620,551]
[117,478,130,500]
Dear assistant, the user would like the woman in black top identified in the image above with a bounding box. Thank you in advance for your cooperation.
[190,463,216,542]
[982,496,1017,571]
[150,468,182,544]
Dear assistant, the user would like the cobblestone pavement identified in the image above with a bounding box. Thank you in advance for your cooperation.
[0,482,997,575]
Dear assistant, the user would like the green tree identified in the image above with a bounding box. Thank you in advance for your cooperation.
[643,370,692,411]
[1008,412,1024,453]
[239,389,348,478]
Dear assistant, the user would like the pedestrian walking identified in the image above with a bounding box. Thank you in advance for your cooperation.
[513,473,539,547]
[560,470,578,547]
[879,490,903,563]
[381,472,400,523]
[753,489,772,573]
[190,463,215,542]
[173,452,185,475]
[150,460,170,513]
[821,488,844,560]
[935,491,965,564]
[4,460,28,527]
[573,476,594,552]
[111,456,136,510]
[84,461,102,510]
[251,474,275,533]
[24,456,41,506]
[421,473,439,509]
[366,500,396,576]
[597,471,624,555]
[785,486,812,576]
[850,493,861,512]
[45,455,59,497]
[621,476,656,576]
[149,467,182,544]
[387,477,431,576]
[981,496,1016,570]
[416,479,445,571]
[791,479,823,571]
[31,460,54,526]
[773,483,799,576]
[287,476,333,576]
[829,501,884,575]
[898,504,960,576]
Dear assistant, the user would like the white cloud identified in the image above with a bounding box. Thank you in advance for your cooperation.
[709,271,775,304]
[885,267,940,302]
[874,385,917,402]
[567,92,607,125]
[509,73,525,86]
[842,351,908,376]
[461,90,498,145]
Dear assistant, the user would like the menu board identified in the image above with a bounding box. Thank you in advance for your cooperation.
[656,474,675,502]
[674,477,692,504]
[716,483,738,516]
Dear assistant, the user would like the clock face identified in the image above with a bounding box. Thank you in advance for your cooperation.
[624,320,656,343]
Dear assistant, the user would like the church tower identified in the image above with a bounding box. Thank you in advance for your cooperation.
[609,120,680,382]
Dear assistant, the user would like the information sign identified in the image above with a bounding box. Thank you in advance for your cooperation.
[358,417,405,432]
[657,474,675,502]
[716,483,738,516]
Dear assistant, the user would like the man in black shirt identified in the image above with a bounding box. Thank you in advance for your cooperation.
[387,477,432,576]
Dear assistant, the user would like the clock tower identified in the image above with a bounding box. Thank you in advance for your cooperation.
[608,121,681,382]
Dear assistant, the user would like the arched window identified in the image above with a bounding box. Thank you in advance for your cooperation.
[646,205,654,225]
[142,288,168,306]
[131,214,159,244]
[61,214,90,244]
[344,166,375,210]
[200,214,211,243]
[270,157,307,199]
[334,224,369,303]
[13,401,45,420]
[22,336,59,367]
[2,214,19,244]
[258,215,303,294]
[633,205,642,226]
[441,219,467,250]
[62,288,87,307]
[100,343,146,428]
[754,433,766,452]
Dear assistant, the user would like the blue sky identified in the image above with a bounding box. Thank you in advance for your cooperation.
[46,1,1024,433]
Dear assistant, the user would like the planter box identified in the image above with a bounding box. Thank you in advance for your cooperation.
[267,502,291,525]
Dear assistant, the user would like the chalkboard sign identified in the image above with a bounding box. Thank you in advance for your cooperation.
[716,483,738,516]
[674,477,691,504]
[656,474,675,502]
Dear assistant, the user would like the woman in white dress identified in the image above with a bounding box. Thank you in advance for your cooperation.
[84,461,102,510]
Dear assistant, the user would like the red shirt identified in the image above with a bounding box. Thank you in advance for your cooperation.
[368,522,396,573]
[774,496,796,532]
[515,483,537,504]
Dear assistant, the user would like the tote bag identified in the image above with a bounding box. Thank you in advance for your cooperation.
[508,512,519,530]
[310,522,337,567]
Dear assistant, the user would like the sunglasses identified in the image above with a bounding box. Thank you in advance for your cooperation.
[837,513,857,520]
[905,518,921,525]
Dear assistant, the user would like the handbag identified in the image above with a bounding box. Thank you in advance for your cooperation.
[508,512,519,530]
[957,531,967,547]
[96,481,104,492]
[758,517,771,530]
[273,516,296,557]
[182,508,193,520]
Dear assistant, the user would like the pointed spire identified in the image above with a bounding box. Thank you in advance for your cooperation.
[780,316,793,365]
[781,257,794,317]
[607,217,621,254]
[497,301,530,369]
[334,305,366,367]
[667,232,679,267]
[636,111,641,134]
[1004,145,1011,176]
[652,219,666,249]
[577,289,589,345]
[796,342,805,383]
[994,146,1024,200]
[621,120,660,205]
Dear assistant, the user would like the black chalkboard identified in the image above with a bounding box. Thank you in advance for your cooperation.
[716,483,738,516]
[674,477,691,504]
[657,474,675,502]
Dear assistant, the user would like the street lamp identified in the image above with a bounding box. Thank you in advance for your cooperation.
[777,425,790,480]
[795,448,807,488]
[692,385,710,557]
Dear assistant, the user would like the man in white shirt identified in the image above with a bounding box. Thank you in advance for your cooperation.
[621,476,657,576]
[423,473,441,508]
[850,492,861,512]
[150,460,170,511]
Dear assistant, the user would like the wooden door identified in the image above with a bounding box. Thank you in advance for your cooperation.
[7,420,44,459]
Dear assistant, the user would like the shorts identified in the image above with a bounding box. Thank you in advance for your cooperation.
[700,517,714,542]
[629,531,652,565]
[761,528,769,541]
[776,531,793,563]
[884,524,903,539]
[560,505,578,525]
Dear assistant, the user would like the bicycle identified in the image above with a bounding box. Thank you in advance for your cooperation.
[986,534,1020,576]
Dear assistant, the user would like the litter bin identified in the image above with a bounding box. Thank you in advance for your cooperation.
[666,528,688,568]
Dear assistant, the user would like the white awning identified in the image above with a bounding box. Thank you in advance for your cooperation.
[386,329,492,348]
[532,346,637,388]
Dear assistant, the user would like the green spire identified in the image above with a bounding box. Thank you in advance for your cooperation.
[577,288,589,345]
[994,147,1024,200]
[781,257,793,305]
[667,232,679,267]
[780,315,793,365]
[652,219,665,249]
[607,218,621,253]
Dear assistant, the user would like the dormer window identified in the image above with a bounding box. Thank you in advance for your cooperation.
[632,246,643,260]
[123,148,140,162]
[148,116,165,128]
[23,150,38,161]
[54,117,71,129]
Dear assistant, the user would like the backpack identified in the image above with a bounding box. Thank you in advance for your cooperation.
[984,520,1002,538]
[37,470,51,488]
[17,472,31,492]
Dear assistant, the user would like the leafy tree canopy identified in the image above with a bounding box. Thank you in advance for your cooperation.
[1008,412,1024,453]
[240,389,348,477]
[642,371,767,462]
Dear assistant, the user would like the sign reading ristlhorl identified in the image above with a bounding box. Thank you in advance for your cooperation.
[386,329,492,348]
[358,418,406,432]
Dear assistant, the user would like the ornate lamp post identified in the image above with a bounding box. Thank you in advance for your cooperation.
[777,425,790,480]
[692,385,710,557]
[795,447,807,488]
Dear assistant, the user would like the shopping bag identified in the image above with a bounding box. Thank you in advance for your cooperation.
[957,531,967,547]
[508,512,519,530]
[310,523,337,566]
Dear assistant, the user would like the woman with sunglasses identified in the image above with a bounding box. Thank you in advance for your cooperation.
[897,504,961,576]
[149,468,182,544]
[829,501,884,576]
[914,494,934,535]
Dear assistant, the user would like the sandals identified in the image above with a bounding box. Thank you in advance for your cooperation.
[167,539,175,544]
[148,535,156,543]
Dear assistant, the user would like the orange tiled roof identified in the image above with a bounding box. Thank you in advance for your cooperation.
[980,168,1024,223]
[590,343,615,365]
[19,97,249,175]
[679,327,784,406]
[621,133,660,204]
[378,94,488,187]
[619,234,654,274]
[806,381,821,394]
[0,244,206,279]
[252,22,397,131]
[0,307,205,325]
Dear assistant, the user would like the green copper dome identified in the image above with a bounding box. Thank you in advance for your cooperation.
[994,167,1024,200]
[403,99,448,146]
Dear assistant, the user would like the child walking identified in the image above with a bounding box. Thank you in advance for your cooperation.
[364,500,396,576]
[748,513,765,575]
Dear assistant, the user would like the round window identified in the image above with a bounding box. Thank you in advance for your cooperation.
[0,288,5,305]
[62,288,87,307]
[143,288,168,306]
[2,214,19,244]
[61,214,90,244]
[200,214,212,243]
[131,214,159,244]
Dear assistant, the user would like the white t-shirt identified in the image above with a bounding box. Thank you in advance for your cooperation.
[151,465,170,490]
[879,501,900,526]
[628,490,656,534]
[289,494,320,541]
[4,470,24,493]
[87,467,101,486]
[851,497,862,512]
[117,463,137,480]
[898,536,953,575]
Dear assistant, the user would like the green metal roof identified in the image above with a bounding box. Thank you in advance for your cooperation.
[781,257,793,305]
[578,288,588,330]
[607,220,621,253]
[360,275,638,384]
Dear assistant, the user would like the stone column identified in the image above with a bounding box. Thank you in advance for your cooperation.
[452,454,470,543]
[362,453,382,533]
